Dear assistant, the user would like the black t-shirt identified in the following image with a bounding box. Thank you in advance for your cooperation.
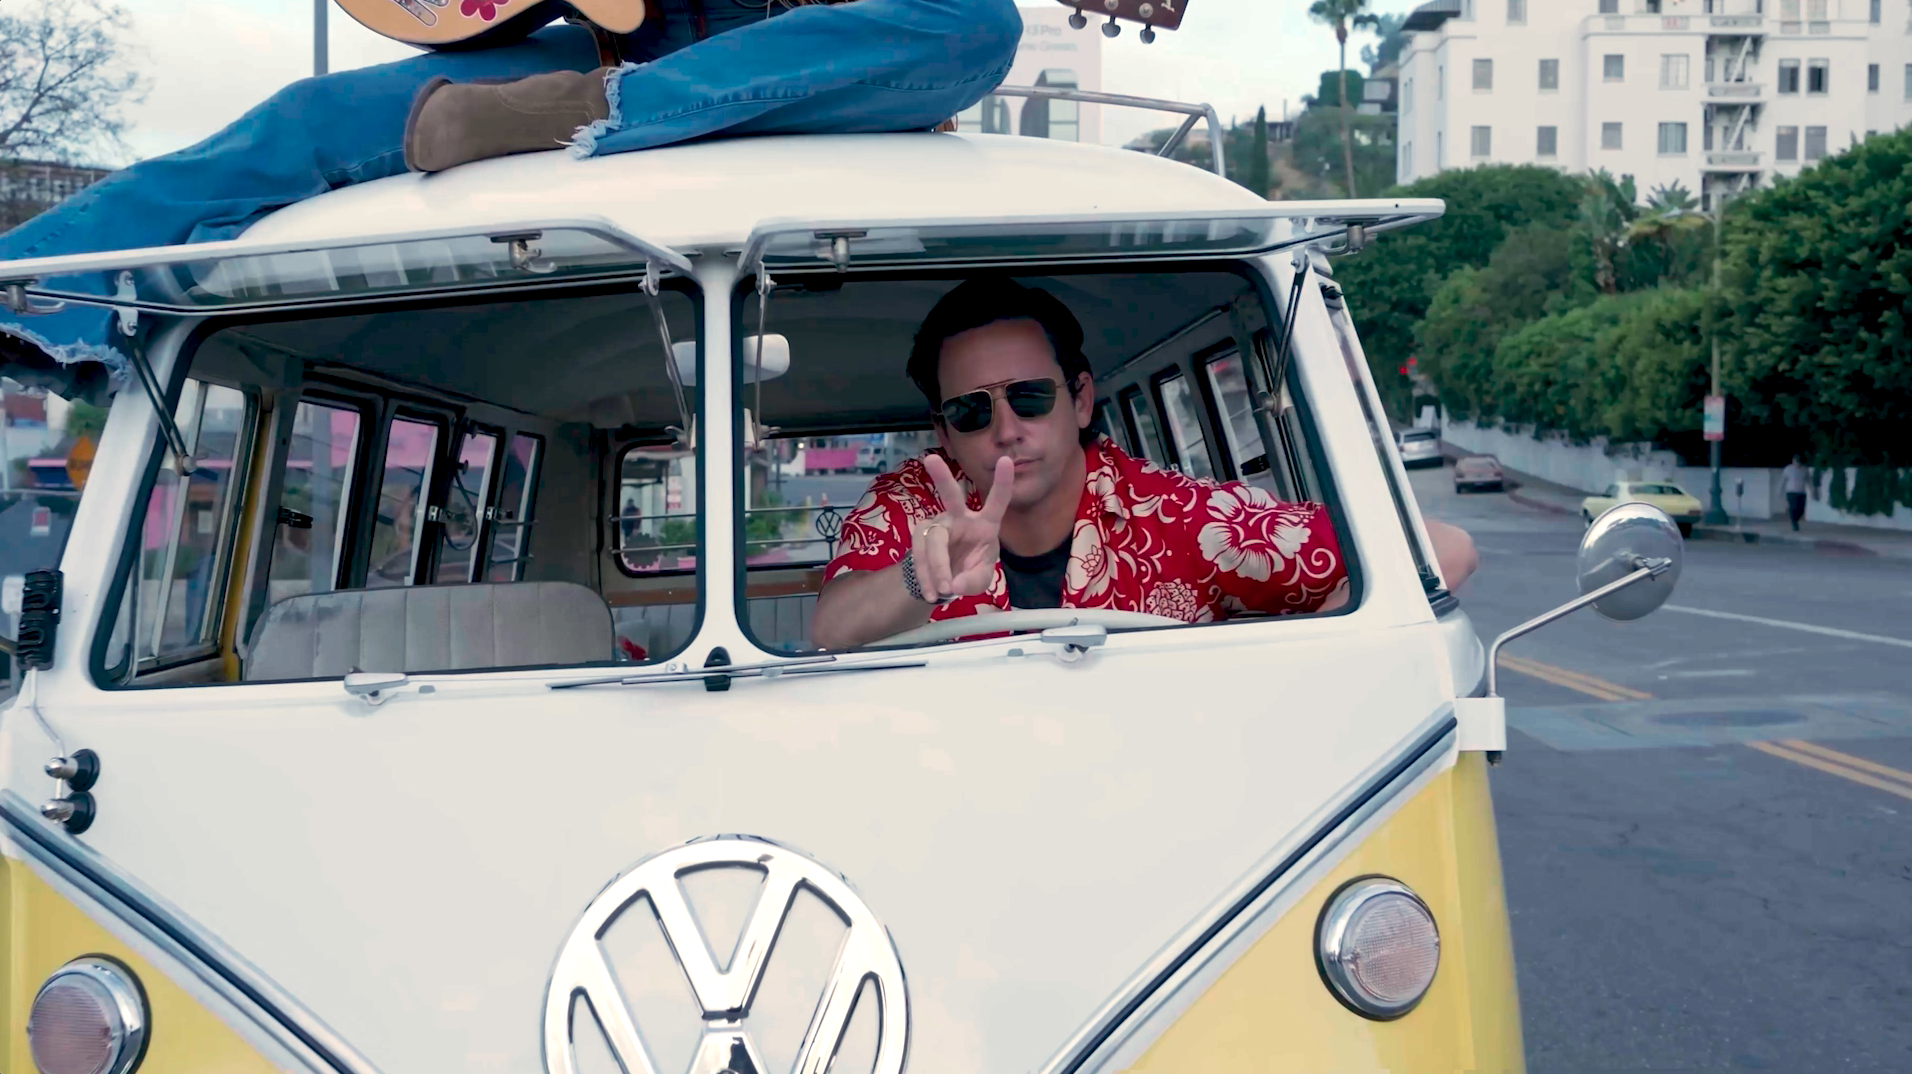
[1000,536,1072,610]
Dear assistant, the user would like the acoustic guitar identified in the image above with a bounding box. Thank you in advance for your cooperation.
[332,0,647,51]
[1057,0,1188,43]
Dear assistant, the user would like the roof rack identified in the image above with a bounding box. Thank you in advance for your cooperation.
[984,85,1227,178]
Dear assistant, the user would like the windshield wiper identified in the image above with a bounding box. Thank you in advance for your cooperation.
[549,654,925,690]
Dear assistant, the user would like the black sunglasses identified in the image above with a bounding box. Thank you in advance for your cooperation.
[937,378,1066,434]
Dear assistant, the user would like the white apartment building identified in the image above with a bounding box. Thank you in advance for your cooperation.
[1396,0,1912,207]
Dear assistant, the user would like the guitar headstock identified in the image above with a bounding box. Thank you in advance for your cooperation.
[1057,0,1188,42]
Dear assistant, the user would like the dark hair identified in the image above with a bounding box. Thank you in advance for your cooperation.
[908,278,1096,446]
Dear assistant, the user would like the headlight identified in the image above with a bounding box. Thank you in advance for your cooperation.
[1315,877,1440,1019]
[27,957,148,1074]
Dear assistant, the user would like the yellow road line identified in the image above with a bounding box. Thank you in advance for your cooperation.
[1496,653,1653,702]
[1748,741,1912,804]
[1774,739,1912,790]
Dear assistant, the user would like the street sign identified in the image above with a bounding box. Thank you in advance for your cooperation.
[65,435,97,491]
[1703,395,1725,442]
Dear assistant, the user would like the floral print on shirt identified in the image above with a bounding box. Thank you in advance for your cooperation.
[824,437,1346,623]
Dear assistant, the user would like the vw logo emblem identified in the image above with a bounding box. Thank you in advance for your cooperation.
[542,836,909,1074]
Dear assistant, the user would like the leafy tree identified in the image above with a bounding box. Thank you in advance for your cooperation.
[1623,181,1712,290]
[1359,13,1408,75]
[1416,224,1587,423]
[1245,107,1271,199]
[1720,126,1912,478]
[1330,164,1586,414]
[1307,0,1382,198]
[1289,106,1392,198]
[1578,169,1639,295]
[0,0,145,164]
[1309,68,1367,109]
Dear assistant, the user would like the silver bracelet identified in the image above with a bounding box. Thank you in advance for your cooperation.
[899,550,951,606]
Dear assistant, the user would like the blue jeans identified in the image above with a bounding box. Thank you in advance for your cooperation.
[0,0,1019,374]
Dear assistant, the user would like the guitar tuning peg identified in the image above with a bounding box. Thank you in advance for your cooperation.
[1069,4,1086,28]
[1102,15,1121,37]
[1140,25,1156,43]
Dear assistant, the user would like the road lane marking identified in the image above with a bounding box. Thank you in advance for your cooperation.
[1497,653,1653,701]
[1748,741,1912,804]
[1664,605,1912,650]
[1776,739,1912,790]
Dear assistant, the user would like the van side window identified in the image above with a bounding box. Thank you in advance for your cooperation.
[1202,351,1279,492]
[616,443,694,574]
[436,427,499,584]
[1152,370,1216,479]
[366,415,443,588]
[135,380,253,664]
[486,433,542,581]
[268,400,362,603]
[1120,388,1165,465]
[1094,401,1125,453]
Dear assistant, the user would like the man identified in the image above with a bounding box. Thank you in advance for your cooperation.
[0,0,1021,377]
[810,279,1479,651]
[1782,455,1810,531]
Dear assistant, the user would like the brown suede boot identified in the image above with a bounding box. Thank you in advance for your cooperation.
[404,68,611,174]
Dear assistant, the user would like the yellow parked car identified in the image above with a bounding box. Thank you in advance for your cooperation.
[1583,481,1704,535]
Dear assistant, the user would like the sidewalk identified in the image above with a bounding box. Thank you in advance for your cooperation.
[1485,457,1912,561]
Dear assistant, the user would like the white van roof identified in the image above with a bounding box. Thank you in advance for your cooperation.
[238,132,1267,254]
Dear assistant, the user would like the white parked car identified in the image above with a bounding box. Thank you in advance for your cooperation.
[1396,427,1444,468]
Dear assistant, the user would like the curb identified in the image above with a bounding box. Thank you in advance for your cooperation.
[1507,488,1577,517]
[1688,525,1892,558]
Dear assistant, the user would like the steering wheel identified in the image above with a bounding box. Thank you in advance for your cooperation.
[874,607,1185,648]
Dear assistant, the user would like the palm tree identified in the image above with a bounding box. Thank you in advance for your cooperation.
[1308,0,1381,198]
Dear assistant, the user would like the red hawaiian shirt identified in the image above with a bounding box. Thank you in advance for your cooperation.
[824,437,1346,622]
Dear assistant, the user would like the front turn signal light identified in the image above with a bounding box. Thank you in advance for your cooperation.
[1315,877,1441,1020]
[27,956,149,1074]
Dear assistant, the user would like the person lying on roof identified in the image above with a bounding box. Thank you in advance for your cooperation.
[0,0,1022,377]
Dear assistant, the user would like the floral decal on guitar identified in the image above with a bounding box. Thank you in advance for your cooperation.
[460,0,510,22]
[826,436,1346,622]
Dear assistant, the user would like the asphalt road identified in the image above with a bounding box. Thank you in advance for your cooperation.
[1410,462,1912,1073]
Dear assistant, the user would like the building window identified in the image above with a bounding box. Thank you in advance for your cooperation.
[1474,58,1494,90]
[1404,76,1415,111]
[1471,125,1492,157]
[1871,0,1882,22]
[1806,60,1828,95]
[1537,125,1558,158]
[1539,58,1559,90]
[1602,122,1623,150]
[1658,122,1688,154]
[1778,59,1800,94]
[1437,131,1444,168]
[1604,54,1625,82]
[1645,0,1662,11]
[1599,0,1619,11]
[1776,125,1799,160]
[1660,55,1690,89]
[1906,63,1912,101]
[1804,125,1827,161]
[1508,0,1527,23]
[1870,64,1881,93]
[1438,64,1445,100]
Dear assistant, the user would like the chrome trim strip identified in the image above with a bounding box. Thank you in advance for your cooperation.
[0,791,385,1074]
[1039,708,1458,1074]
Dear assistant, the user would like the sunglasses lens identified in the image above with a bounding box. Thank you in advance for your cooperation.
[941,391,993,433]
[1004,380,1060,419]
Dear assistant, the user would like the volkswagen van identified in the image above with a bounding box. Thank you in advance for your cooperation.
[0,89,1685,1074]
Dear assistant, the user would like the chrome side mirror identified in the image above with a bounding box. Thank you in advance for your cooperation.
[1577,502,1683,622]
[1485,503,1682,699]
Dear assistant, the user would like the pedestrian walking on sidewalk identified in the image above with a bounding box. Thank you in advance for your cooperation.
[1782,456,1810,531]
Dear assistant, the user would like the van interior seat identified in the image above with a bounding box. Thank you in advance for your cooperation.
[613,593,820,659]
[243,581,616,682]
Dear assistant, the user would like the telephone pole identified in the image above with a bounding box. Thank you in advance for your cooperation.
[315,0,329,77]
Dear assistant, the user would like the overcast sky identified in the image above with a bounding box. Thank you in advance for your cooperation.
[112,0,1420,164]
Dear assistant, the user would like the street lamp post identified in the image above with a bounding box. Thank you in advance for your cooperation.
[315,0,329,77]
[1703,207,1729,525]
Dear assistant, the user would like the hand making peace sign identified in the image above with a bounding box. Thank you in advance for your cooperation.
[908,454,1016,604]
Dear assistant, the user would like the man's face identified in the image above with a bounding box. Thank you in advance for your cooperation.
[933,318,1094,511]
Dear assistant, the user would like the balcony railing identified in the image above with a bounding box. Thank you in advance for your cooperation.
[1707,82,1764,98]
[1709,14,1765,30]
[1705,151,1762,168]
